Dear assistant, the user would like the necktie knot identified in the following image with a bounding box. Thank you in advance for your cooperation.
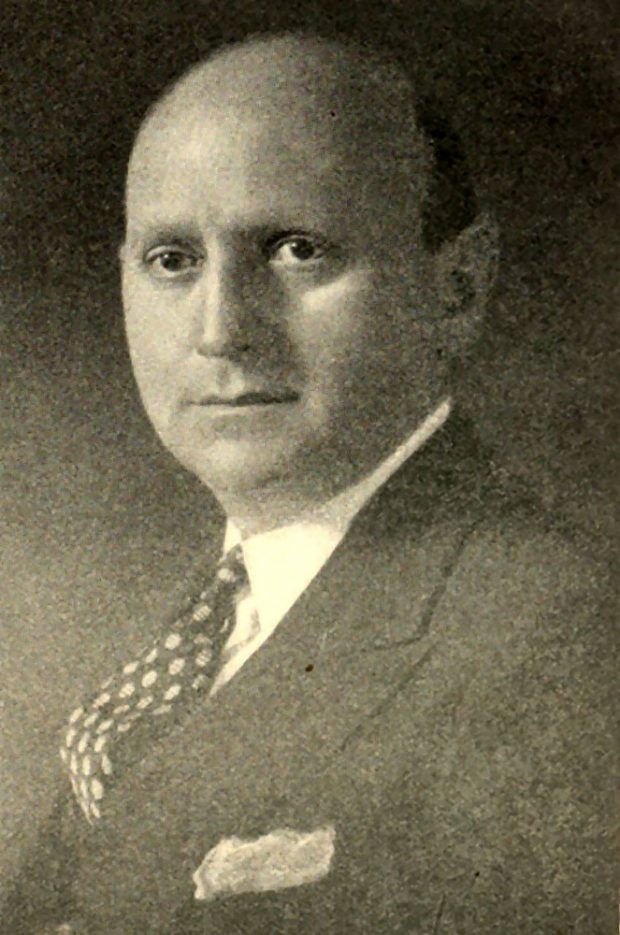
[214,544,248,588]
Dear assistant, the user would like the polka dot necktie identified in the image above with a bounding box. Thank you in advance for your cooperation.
[60,545,248,823]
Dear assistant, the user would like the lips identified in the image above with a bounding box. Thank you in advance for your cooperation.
[192,390,299,406]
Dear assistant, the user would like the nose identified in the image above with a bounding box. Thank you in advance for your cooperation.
[193,251,255,358]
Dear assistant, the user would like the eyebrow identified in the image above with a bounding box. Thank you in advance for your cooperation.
[125,219,339,249]
[124,220,204,249]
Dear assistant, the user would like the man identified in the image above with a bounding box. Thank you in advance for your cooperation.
[3,32,615,934]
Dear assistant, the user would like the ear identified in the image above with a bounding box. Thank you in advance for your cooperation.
[431,212,500,354]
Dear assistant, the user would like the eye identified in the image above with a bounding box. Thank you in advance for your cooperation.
[268,235,326,268]
[144,246,203,280]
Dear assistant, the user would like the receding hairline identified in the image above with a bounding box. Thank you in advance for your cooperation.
[127,31,480,252]
[130,31,432,170]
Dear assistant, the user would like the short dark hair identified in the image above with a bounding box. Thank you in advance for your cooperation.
[296,31,482,252]
[414,98,479,252]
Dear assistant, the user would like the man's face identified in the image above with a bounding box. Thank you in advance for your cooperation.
[122,61,447,504]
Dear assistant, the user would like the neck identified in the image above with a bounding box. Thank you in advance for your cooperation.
[213,398,454,538]
[214,474,346,539]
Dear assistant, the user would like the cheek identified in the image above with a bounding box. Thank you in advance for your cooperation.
[294,270,420,397]
[294,271,377,373]
[124,271,191,353]
[123,280,187,416]
[291,268,443,444]
[286,273,395,444]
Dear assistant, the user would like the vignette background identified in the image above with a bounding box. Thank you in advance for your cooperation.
[1,0,618,882]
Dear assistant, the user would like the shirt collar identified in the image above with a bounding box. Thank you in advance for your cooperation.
[310,397,452,532]
[223,398,452,630]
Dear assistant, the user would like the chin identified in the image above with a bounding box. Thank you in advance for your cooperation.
[168,434,306,498]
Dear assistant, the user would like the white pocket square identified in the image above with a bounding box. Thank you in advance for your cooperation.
[192,825,336,901]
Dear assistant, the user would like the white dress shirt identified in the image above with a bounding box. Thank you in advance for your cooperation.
[210,398,452,692]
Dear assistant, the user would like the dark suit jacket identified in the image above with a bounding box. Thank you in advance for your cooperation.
[3,416,617,934]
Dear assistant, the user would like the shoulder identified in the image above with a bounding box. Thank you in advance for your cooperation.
[434,492,616,745]
[447,491,614,653]
[347,499,617,931]
[436,505,617,929]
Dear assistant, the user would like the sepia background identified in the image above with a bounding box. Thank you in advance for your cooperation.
[1,0,618,882]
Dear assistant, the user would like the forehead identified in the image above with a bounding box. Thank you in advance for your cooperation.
[128,107,413,234]
[125,47,430,237]
[127,103,347,218]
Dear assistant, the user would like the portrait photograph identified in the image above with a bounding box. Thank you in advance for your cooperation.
[1,0,618,932]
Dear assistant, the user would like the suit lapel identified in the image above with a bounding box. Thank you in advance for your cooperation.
[73,414,491,930]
